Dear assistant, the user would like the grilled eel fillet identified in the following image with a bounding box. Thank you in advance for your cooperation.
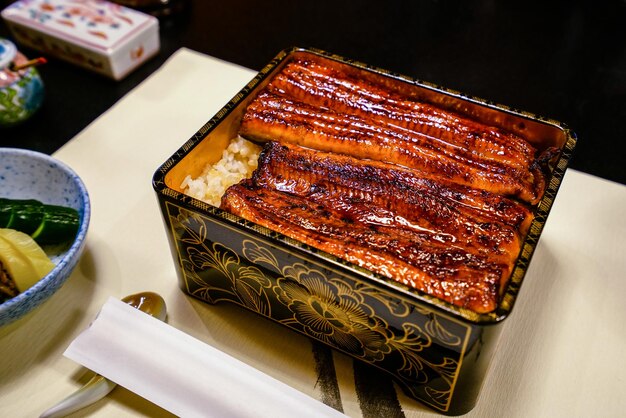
[240,57,548,205]
[267,58,537,172]
[222,142,534,313]
[253,142,533,255]
[222,177,505,313]
[224,56,549,313]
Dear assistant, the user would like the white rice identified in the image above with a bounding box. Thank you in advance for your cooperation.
[180,136,261,207]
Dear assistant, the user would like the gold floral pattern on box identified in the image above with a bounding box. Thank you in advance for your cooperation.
[167,204,472,412]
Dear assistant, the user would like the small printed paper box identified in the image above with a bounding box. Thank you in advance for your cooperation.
[1,0,159,80]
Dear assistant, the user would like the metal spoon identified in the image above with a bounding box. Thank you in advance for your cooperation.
[39,292,167,418]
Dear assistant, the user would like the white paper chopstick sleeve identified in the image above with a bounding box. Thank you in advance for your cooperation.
[64,297,346,418]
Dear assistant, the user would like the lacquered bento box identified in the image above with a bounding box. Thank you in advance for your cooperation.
[152,47,576,415]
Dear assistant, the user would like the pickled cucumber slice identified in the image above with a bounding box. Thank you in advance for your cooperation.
[0,198,79,245]
[0,204,14,228]
[6,200,44,235]
[30,205,79,244]
[0,229,54,292]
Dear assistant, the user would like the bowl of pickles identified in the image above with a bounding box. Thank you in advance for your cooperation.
[0,148,90,326]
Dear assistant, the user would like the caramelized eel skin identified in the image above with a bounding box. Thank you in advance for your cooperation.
[241,55,550,205]
[269,59,537,171]
[221,179,504,313]
[225,55,550,313]
[253,142,532,268]
[241,91,544,205]
[254,141,534,234]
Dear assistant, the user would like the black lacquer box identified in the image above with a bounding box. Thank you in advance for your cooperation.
[152,47,576,415]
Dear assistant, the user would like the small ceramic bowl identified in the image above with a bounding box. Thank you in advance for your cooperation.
[0,148,90,326]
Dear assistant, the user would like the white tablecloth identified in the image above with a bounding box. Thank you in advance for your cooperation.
[1,48,625,418]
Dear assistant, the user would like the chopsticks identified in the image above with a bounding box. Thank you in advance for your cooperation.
[9,57,47,72]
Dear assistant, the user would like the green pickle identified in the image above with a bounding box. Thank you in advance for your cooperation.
[0,204,13,228]
[6,200,44,235]
[0,198,79,245]
[31,206,79,244]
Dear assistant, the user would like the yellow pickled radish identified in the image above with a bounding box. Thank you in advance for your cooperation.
[0,236,38,292]
[0,229,55,292]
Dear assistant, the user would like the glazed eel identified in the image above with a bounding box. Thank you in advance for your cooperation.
[240,57,549,205]
[252,142,531,264]
[222,55,549,313]
[268,58,537,171]
[241,92,544,205]
[222,142,532,313]
[222,177,505,314]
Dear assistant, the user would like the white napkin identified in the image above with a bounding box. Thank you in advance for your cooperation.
[64,297,346,418]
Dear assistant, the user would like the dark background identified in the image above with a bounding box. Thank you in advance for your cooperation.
[1,0,625,185]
